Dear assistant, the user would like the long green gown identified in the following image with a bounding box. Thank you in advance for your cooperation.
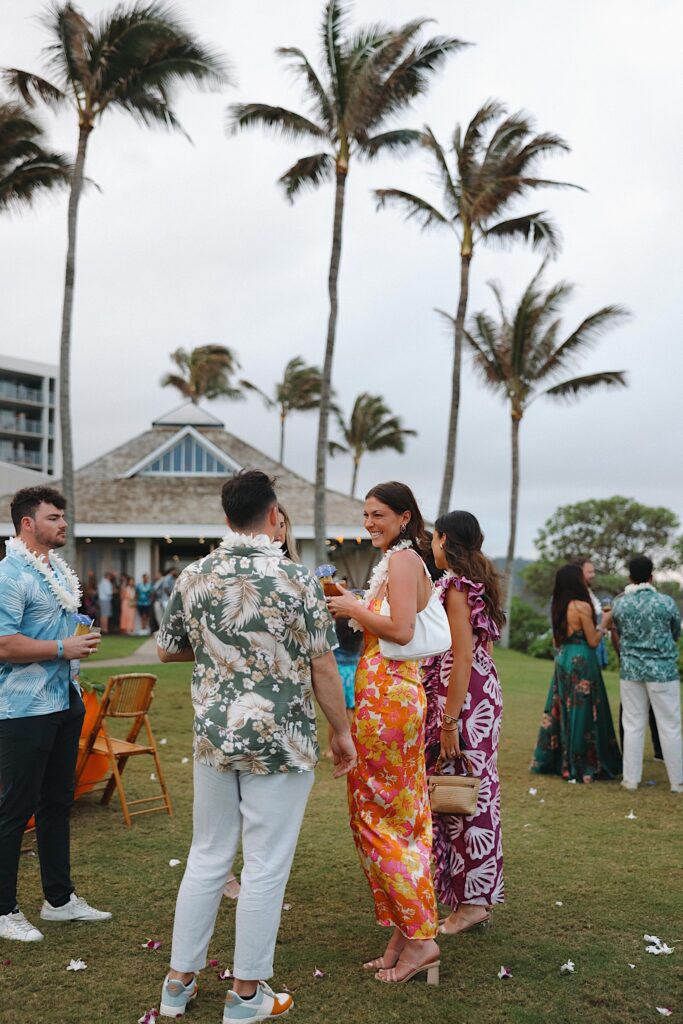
[531,632,622,781]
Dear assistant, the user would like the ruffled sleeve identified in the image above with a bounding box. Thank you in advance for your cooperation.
[437,573,501,642]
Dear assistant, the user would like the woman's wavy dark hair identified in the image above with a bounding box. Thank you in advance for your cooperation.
[551,563,595,646]
[434,511,506,629]
[365,481,430,558]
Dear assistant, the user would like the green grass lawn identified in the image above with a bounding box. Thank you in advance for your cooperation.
[87,634,151,662]
[5,650,681,1024]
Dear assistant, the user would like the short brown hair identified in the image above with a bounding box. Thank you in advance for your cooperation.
[10,486,66,533]
[221,471,277,529]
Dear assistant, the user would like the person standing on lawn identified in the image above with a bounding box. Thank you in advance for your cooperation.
[0,487,111,944]
[612,555,683,793]
[156,470,356,1022]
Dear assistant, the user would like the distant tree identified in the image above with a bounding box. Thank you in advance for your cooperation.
[161,345,244,404]
[329,392,416,497]
[229,0,467,561]
[463,264,630,643]
[3,1,229,564]
[244,357,324,464]
[0,99,71,213]
[524,496,681,601]
[376,101,580,516]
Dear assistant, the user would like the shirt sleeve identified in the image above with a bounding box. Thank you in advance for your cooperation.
[0,573,26,637]
[301,573,338,658]
[156,583,190,653]
[669,598,681,641]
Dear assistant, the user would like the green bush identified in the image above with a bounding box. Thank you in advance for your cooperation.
[509,597,550,654]
[528,631,555,660]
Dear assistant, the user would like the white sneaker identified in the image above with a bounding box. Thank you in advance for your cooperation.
[671,784,683,794]
[40,893,112,922]
[223,981,293,1022]
[0,910,44,942]
[620,781,638,792]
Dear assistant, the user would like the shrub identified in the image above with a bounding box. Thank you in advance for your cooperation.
[509,597,550,654]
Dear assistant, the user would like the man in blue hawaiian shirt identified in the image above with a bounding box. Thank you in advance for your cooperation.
[0,487,111,944]
[612,555,682,793]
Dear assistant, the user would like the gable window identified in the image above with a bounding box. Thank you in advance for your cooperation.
[143,436,232,476]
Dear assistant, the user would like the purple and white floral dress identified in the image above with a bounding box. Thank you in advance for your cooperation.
[422,573,504,909]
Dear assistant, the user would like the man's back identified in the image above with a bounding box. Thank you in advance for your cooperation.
[613,585,681,682]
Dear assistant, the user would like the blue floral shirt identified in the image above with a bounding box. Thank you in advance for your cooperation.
[613,585,681,683]
[0,548,76,718]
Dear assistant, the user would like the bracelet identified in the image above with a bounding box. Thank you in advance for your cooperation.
[443,713,459,724]
[56,639,64,659]
[441,724,458,732]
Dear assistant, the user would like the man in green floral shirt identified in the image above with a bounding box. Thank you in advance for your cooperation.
[155,471,356,1023]
[612,555,682,794]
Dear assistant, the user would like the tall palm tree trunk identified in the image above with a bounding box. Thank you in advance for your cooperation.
[501,413,521,647]
[437,251,471,516]
[279,412,286,464]
[59,122,91,568]
[314,165,347,563]
[350,454,360,498]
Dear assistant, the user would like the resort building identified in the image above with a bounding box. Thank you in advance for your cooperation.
[0,401,374,586]
[0,355,60,495]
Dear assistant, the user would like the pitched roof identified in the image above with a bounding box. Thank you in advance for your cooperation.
[0,417,367,539]
[152,400,224,428]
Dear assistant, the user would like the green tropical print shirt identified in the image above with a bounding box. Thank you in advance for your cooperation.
[613,585,681,683]
[156,531,337,774]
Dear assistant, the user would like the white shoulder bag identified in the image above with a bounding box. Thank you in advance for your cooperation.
[379,588,452,661]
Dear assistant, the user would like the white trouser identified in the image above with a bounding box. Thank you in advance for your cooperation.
[620,679,683,788]
[170,761,314,979]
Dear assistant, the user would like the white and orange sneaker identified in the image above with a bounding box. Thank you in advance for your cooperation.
[223,981,292,1022]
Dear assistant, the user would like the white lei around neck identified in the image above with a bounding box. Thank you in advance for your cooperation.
[6,536,81,613]
[349,539,414,631]
[219,529,283,558]
[624,582,656,594]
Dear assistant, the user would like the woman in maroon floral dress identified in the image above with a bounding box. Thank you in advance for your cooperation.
[423,511,505,935]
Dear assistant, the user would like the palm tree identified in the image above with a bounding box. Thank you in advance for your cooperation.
[229,0,467,561]
[462,265,630,642]
[3,2,229,564]
[329,391,416,497]
[0,99,71,213]
[161,344,244,404]
[244,357,324,464]
[375,101,581,517]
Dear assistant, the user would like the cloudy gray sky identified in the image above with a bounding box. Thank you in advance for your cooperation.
[1,0,681,556]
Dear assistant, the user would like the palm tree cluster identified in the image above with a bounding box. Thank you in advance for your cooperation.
[3,0,630,620]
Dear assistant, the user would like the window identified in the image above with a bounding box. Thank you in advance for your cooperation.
[143,436,233,476]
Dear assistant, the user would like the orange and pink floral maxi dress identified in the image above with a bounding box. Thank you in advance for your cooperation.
[347,598,438,939]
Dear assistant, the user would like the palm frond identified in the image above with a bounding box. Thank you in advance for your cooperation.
[374,186,449,231]
[535,304,631,381]
[543,371,628,401]
[321,0,348,115]
[328,439,349,457]
[482,211,561,256]
[227,103,326,141]
[1,69,67,109]
[370,34,470,126]
[278,152,334,201]
[41,1,93,92]
[421,125,459,216]
[358,128,420,158]
[241,380,275,409]
[276,47,334,130]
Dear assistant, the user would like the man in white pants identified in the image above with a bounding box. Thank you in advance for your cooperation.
[155,470,356,1022]
[612,555,683,793]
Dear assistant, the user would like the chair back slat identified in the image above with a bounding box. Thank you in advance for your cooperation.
[105,674,157,718]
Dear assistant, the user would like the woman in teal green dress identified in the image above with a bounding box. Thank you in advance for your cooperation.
[531,564,622,782]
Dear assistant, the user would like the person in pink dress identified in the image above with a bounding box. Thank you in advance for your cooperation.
[119,575,137,635]
[422,511,505,935]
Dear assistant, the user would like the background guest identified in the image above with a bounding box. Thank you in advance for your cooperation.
[119,574,137,635]
[97,572,114,634]
[274,504,299,561]
[577,559,609,669]
[135,573,153,633]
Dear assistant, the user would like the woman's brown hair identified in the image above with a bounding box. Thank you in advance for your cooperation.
[434,510,506,629]
[365,481,431,558]
[278,504,300,562]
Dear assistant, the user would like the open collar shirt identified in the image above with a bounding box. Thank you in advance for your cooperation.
[156,531,337,774]
[613,585,681,683]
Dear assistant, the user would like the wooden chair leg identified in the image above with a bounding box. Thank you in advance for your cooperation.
[152,748,173,818]
[101,754,131,806]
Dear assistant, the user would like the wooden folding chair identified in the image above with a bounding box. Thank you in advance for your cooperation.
[76,673,172,828]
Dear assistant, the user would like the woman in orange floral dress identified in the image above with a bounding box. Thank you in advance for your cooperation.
[327,482,439,985]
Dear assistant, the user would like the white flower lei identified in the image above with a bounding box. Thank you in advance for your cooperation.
[349,538,413,631]
[624,582,656,594]
[6,536,81,613]
[220,529,283,557]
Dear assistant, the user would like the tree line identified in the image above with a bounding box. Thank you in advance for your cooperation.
[1,1,631,634]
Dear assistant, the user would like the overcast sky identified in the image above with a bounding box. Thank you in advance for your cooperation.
[1,0,681,556]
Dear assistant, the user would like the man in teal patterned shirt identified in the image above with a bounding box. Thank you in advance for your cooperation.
[156,470,356,1023]
[612,555,682,793]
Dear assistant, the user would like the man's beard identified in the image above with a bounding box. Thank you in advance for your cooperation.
[34,528,66,549]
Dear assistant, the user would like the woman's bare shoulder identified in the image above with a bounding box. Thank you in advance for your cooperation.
[569,599,592,614]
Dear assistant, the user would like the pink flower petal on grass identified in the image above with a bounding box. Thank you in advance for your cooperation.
[208,959,219,968]
[656,1010,673,1017]
[497,966,512,980]
[138,1011,159,1024]
[2,959,11,966]
[218,968,233,980]
[313,966,325,978]
[142,939,162,950]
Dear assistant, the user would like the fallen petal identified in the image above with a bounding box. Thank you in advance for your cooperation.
[169,859,181,867]
[67,958,87,971]
[555,901,564,907]
[149,773,157,781]
[138,1011,160,1024]
[644,935,661,943]
[656,1010,673,1017]
[313,966,325,978]
[627,963,636,969]
[208,959,219,968]
[160,739,167,745]
[528,787,538,796]
[181,757,189,764]
[567,779,577,784]
[218,968,233,980]
[282,903,291,912]
[497,965,512,980]
[539,798,546,804]
[625,810,638,820]
[2,959,11,966]
[141,940,162,950]
[560,960,575,975]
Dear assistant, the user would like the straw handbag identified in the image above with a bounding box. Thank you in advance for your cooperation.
[428,754,480,815]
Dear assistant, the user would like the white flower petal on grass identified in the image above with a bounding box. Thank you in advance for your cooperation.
[497,966,512,980]
[138,1011,159,1024]
[567,779,577,785]
[656,1010,673,1017]
[539,798,546,804]
[282,903,291,912]
[528,787,537,796]
[625,809,637,820]
[644,935,674,955]
[313,966,325,978]
[644,935,661,943]
[218,968,233,980]
[67,958,87,971]
[181,757,189,764]
[160,738,167,745]
[169,859,181,867]
[555,901,564,907]
[149,773,156,781]
[627,963,636,969]
[560,960,575,975]
[141,939,162,950]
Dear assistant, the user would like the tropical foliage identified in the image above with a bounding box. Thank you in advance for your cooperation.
[329,392,416,497]
[2,1,229,563]
[161,345,244,404]
[229,0,467,560]
[376,101,580,515]
[244,357,324,464]
[463,264,630,641]
[0,99,70,213]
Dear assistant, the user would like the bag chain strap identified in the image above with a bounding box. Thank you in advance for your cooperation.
[433,751,474,777]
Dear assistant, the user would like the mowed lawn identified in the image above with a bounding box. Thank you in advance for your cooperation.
[4,650,681,1024]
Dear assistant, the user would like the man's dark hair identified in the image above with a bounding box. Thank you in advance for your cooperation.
[221,470,277,529]
[10,486,66,533]
[629,555,653,584]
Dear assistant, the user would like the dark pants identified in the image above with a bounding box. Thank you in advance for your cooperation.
[619,702,663,759]
[0,685,85,916]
